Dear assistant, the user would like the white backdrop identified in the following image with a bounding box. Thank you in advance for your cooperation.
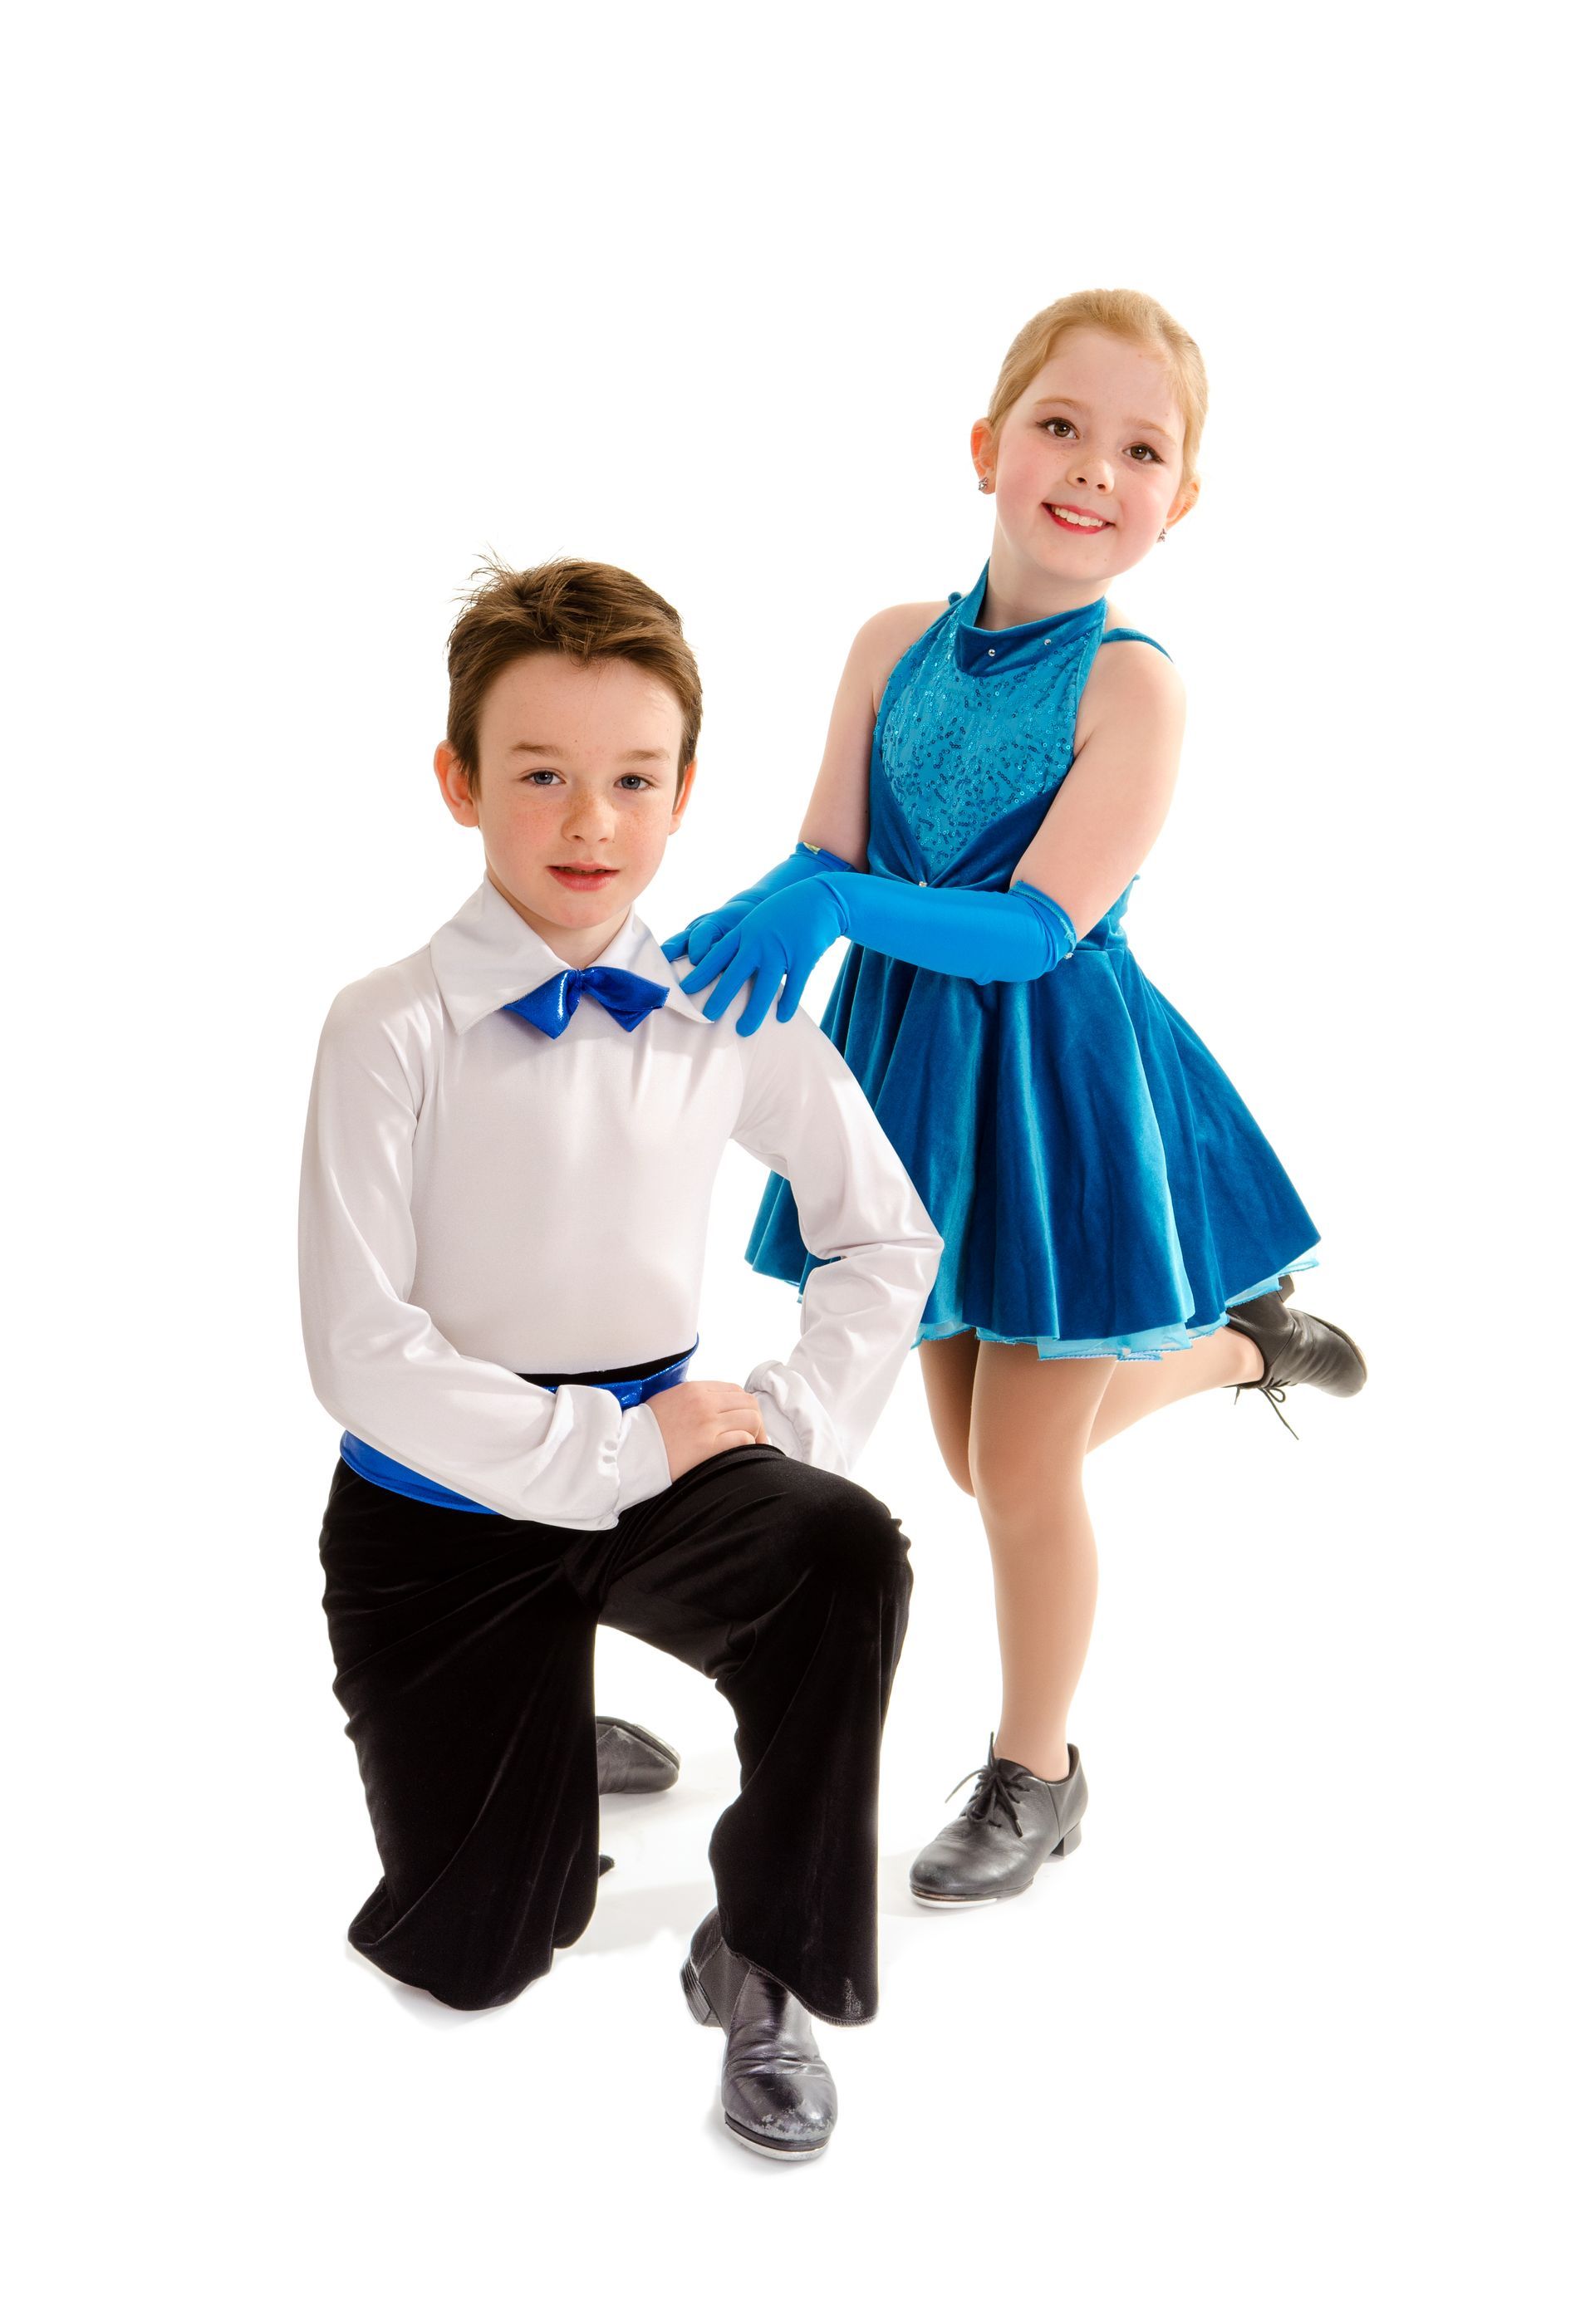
[6,5,1588,2317]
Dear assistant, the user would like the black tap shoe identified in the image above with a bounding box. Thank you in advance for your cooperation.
[595,1717,681,1795]
[1224,1280,1367,1435]
[910,1739,1087,1907]
[680,1910,837,2160]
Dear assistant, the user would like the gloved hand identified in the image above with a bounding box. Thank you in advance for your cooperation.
[660,841,854,967]
[678,871,1077,1034]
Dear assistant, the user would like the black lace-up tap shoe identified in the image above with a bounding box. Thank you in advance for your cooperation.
[595,1717,681,1796]
[1224,1279,1367,1436]
[909,1739,1088,1907]
[680,1910,838,2160]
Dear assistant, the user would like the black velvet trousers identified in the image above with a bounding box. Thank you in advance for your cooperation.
[319,1395,912,2022]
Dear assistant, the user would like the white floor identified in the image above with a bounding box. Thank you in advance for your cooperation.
[28,1260,1583,2320]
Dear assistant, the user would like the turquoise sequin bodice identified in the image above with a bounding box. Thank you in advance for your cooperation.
[877,573,1114,882]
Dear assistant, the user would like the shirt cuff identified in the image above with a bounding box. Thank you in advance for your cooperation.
[614,1398,673,1512]
[745,1365,845,1473]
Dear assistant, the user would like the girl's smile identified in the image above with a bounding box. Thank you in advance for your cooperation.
[971,326,1196,625]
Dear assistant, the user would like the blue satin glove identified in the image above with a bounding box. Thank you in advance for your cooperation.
[660,841,854,966]
[678,870,1077,1034]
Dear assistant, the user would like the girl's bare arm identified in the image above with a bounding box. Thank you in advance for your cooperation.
[798,603,946,867]
[1010,639,1187,937]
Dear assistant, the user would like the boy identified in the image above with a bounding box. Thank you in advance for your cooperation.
[298,558,942,2160]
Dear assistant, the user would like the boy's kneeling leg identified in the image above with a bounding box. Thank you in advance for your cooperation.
[320,1468,602,2012]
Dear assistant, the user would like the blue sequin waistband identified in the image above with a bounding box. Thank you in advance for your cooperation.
[339,1341,698,1515]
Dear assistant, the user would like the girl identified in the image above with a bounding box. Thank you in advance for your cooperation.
[663,290,1365,1906]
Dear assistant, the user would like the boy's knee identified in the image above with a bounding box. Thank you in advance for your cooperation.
[802,1476,911,1599]
[862,1498,912,1595]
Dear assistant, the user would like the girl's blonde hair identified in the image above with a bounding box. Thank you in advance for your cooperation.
[987,289,1208,493]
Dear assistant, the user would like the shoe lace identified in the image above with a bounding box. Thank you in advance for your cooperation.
[1233,1380,1299,1439]
[945,1737,1026,1836]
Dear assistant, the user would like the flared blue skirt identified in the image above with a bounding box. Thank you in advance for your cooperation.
[747,932,1320,1361]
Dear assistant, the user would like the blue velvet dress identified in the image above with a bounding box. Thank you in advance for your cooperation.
[746,566,1320,1360]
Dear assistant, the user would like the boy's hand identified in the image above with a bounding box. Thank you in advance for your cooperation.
[645,1380,769,1479]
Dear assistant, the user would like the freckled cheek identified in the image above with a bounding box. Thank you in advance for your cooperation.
[489,799,571,860]
[626,790,677,822]
[506,797,562,833]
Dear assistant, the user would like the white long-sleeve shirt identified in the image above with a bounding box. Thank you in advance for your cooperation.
[298,876,943,1529]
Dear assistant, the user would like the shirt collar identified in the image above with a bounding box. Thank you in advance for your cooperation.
[429,878,711,1037]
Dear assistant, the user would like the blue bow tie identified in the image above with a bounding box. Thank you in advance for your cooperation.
[502,963,670,1040]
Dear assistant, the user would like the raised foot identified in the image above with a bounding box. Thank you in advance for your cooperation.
[1225,1287,1367,1408]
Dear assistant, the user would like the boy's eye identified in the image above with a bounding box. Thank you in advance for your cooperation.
[519,769,655,791]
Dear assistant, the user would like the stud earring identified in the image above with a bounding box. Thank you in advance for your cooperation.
[1158,527,1167,541]
[977,476,993,493]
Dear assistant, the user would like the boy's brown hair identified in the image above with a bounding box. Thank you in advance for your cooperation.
[444,556,703,797]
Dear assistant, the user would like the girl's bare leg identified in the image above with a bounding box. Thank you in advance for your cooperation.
[967,1343,1116,1780]
[918,1333,980,1494]
[925,1326,1264,1473]
[915,1326,1264,1778]
[1087,1326,1263,1449]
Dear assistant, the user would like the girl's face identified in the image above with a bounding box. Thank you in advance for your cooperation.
[973,328,1196,598]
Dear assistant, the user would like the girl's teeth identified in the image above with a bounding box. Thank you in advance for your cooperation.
[1052,507,1106,530]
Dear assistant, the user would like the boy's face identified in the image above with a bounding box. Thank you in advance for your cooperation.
[435,651,694,960]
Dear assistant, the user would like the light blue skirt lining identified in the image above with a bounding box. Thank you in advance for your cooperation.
[913,1255,1320,1362]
